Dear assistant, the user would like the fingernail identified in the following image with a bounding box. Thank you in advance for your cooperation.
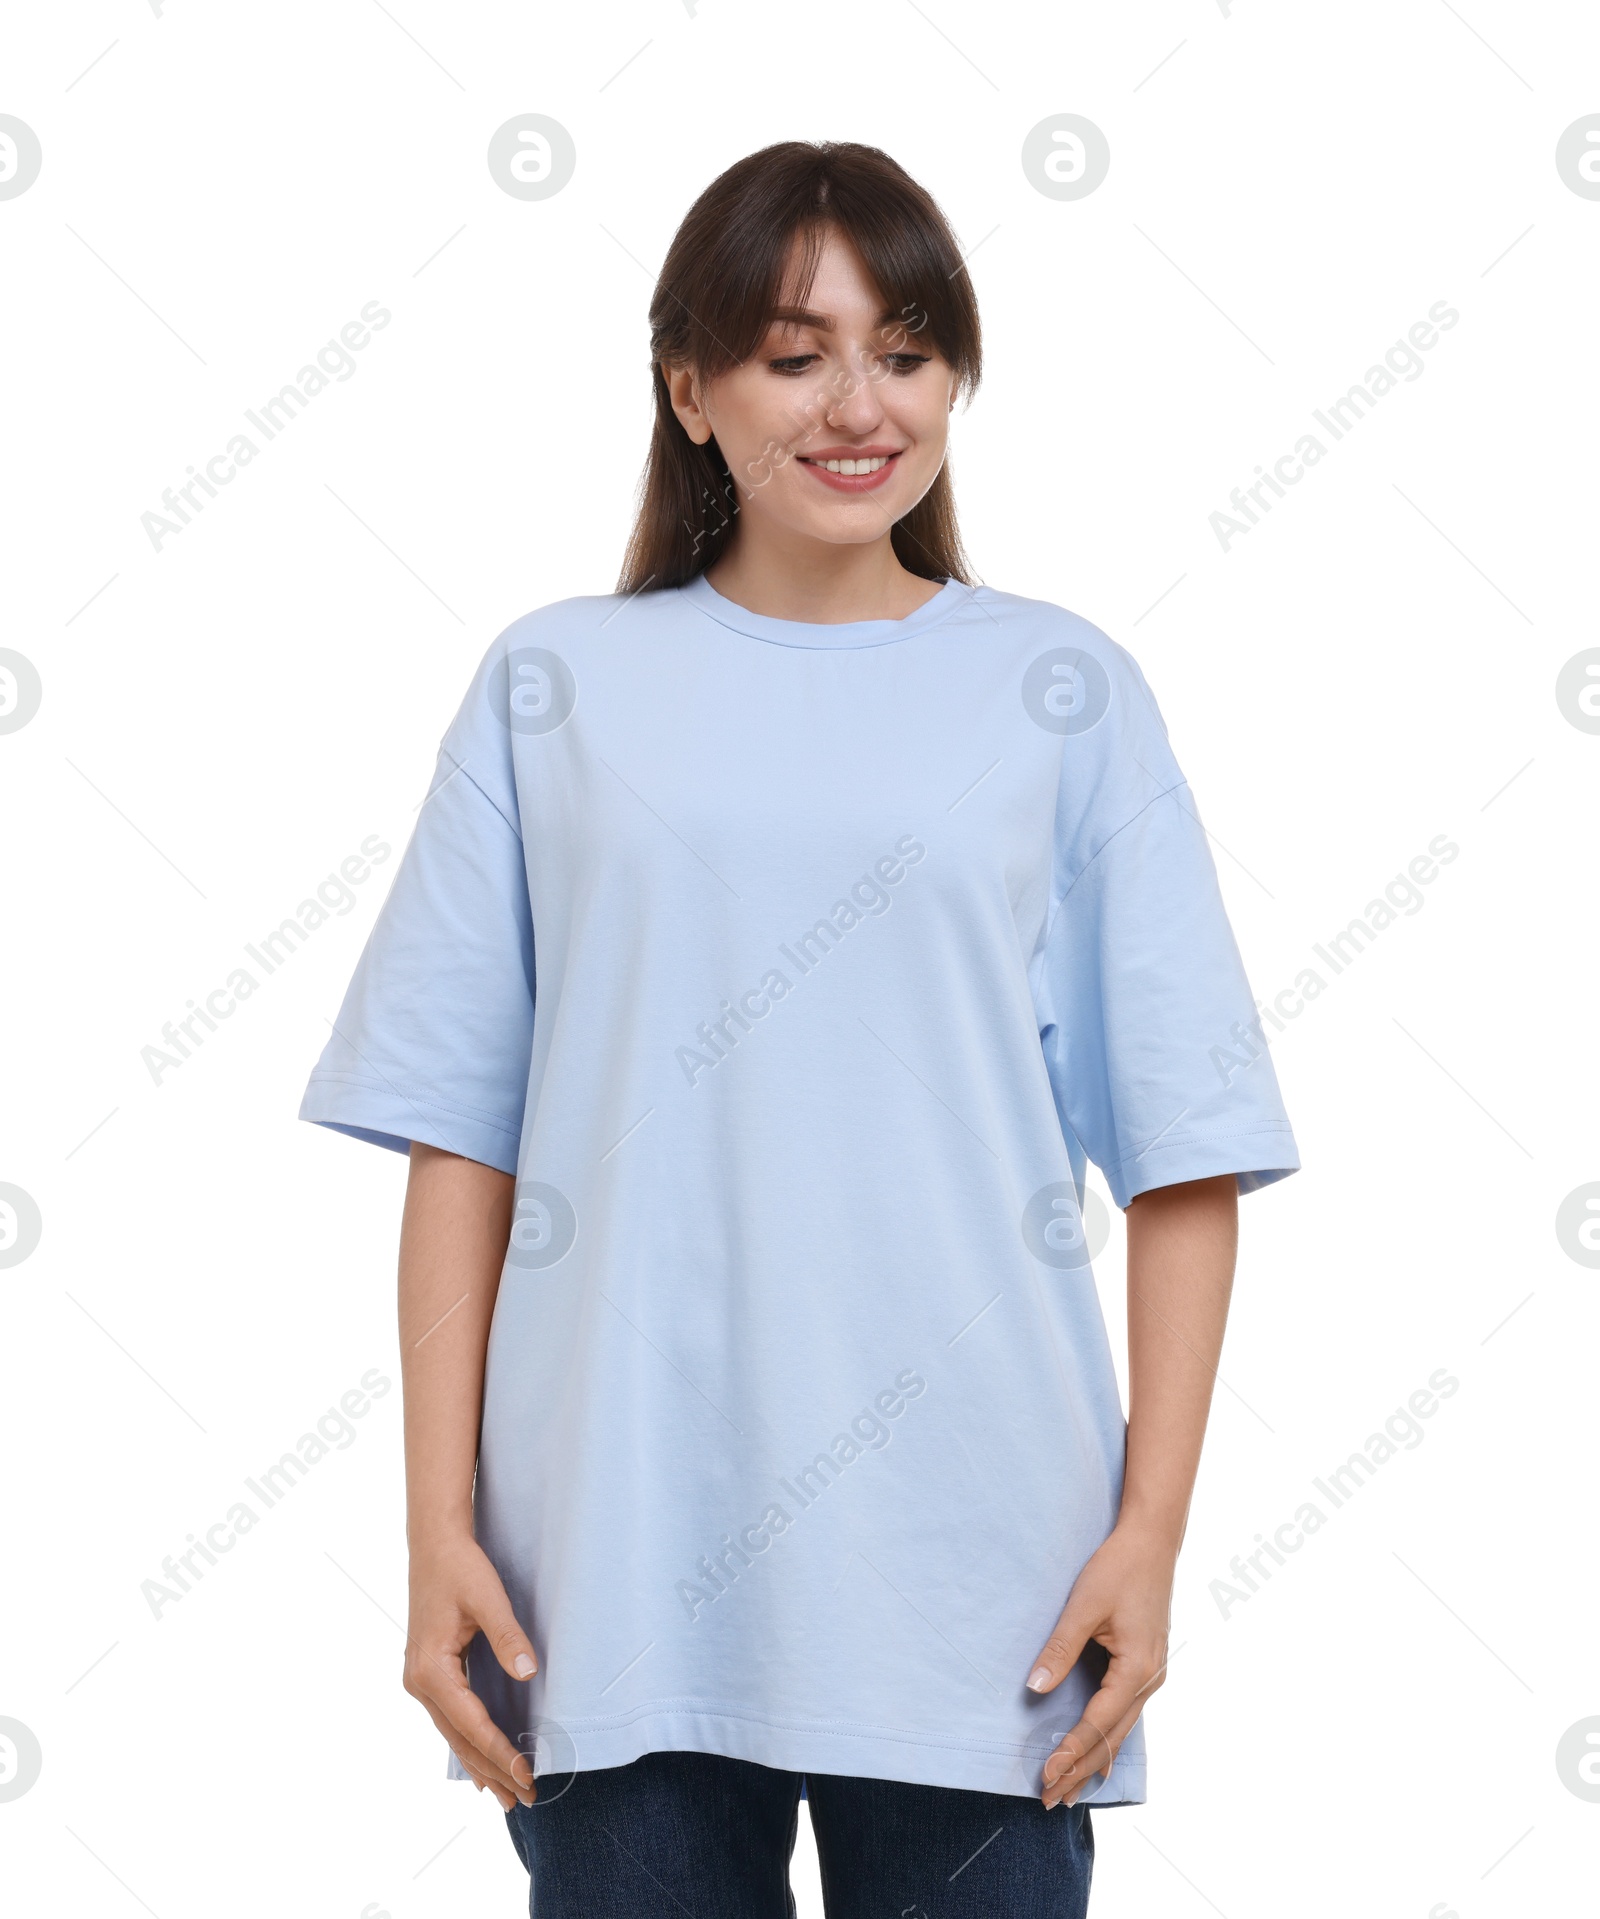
[512,1759,533,1788]
[1026,1665,1053,1692]
[1042,1793,1060,1810]
[514,1654,536,1678]
[1065,1786,1083,1808]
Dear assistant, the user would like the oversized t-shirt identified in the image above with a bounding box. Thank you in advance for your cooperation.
[300,571,1299,1804]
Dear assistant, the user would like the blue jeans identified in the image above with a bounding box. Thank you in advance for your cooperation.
[505,1749,1094,1917]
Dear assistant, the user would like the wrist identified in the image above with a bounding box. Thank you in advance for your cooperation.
[1112,1504,1186,1560]
[406,1507,477,1555]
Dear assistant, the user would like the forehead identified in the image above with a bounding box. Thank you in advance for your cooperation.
[762,301,907,336]
[765,229,901,334]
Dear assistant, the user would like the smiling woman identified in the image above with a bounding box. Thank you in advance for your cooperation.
[299,138,1299,1919]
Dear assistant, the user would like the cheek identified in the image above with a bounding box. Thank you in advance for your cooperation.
[888,372,954,440]
[890,405,952,477]
[752,416,838,489]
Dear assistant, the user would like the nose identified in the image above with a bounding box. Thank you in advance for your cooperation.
[822,349,890,436]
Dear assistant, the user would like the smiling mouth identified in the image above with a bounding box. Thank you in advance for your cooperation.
[797,453,899,476]
[794,450,905,493]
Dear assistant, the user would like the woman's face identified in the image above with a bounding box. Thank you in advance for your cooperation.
[663,226,957,551]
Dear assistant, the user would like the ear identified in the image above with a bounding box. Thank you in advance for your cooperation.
[662,361,713,446]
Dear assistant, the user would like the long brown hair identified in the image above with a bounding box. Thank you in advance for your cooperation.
[617,141,983,595]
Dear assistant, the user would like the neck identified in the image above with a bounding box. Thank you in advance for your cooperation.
[702,533,943,625]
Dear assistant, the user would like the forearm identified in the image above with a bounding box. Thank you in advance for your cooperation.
[1118,1173,1239,1553]
[398,1143,515,1548]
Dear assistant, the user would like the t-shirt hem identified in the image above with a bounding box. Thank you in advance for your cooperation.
[460,1703,1146,1806]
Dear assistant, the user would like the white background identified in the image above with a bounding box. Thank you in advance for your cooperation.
[2,2,1597,1914]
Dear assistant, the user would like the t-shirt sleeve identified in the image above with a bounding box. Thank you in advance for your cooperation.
[298,649,534,1176]
[1034,626,1300,1210]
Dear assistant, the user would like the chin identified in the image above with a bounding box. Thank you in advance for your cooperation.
[803,516,901,546]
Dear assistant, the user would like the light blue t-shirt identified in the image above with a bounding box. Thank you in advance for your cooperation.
[300,572,1298,1803]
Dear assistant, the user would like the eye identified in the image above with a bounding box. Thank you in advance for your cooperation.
[767,350,932,376]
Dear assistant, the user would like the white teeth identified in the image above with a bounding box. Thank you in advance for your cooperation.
[813,455,889,475]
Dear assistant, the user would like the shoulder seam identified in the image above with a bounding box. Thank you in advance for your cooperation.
[435,744,522,841]
[1043,777,1191,946]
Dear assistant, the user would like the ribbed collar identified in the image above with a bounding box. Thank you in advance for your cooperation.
[679,571,979,649]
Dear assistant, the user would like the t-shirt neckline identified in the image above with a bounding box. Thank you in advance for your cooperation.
[678,571,977,649]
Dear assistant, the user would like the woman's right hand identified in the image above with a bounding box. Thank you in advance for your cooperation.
[403,1529,540,1812]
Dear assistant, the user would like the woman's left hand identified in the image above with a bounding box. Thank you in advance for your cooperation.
[1024,1520,1178,1808]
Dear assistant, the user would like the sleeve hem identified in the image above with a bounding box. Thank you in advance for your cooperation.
[1106,1125,1301,1209]
[298,1074,521,1176]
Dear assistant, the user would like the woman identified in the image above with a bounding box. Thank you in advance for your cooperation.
[301,140,1298,1917]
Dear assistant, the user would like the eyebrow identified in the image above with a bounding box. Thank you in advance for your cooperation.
[765,306,907,334]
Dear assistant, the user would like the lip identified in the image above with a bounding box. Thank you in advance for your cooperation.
[796,448,904,494]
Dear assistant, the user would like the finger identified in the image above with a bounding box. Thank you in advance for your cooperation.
[1046,1639,1165,1773]
[416,1695,529,1807]
[1025,1599,1101,1696]
[1043,1697,1144,1807]
[1042,1656,1163,1801]
[1045,1667,1150,1783]
[415,1691,524,1795]
[480,1775,518,1813]
[471,1577,539,1683]
[479,1777,517,1814]
[456,1751,516,1812]
[1044,1679,1132,1782]
[448,1740,511,1802]
[410,1649,535,1789]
